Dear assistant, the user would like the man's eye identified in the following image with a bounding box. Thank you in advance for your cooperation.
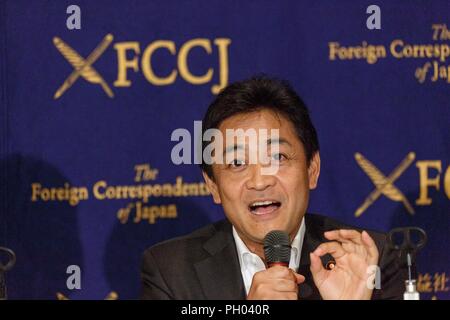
[272,153,286,161]
[229,159,245,167]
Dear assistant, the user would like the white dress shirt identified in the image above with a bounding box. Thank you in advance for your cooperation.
[232,218,306,295]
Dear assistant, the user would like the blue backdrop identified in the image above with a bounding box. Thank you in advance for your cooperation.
[0,0,449,299]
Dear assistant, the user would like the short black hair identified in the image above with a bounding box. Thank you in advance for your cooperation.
[200,75,319,178]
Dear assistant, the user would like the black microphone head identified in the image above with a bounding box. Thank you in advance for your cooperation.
[263,230,291,267]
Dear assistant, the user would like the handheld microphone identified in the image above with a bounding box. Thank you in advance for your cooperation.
[263,230,291,268]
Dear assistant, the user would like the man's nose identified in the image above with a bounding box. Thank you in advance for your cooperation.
[245,164,276,191]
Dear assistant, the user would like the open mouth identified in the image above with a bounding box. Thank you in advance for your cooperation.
[248,200,281,215]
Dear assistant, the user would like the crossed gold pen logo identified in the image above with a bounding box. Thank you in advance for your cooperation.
[354,152,416,217]
[53,34,114,99]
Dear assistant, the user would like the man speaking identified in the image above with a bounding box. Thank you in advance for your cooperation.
[140,76,407,300]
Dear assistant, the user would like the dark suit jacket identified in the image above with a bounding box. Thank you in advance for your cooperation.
[140,213,408,300]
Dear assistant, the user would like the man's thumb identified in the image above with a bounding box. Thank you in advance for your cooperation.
[293,272,305,284]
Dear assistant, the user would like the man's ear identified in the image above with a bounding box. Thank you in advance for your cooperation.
[202,170,222,204]
[308,152,321,190]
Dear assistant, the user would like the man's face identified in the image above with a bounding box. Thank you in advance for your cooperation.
[203,109,320,246]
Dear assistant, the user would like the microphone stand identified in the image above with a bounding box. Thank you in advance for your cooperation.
[0,247,16,300]
[387,227,427,301]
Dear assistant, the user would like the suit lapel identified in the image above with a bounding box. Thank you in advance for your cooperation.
[194,220,246,300]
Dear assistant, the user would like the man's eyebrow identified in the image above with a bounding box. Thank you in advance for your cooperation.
[223,144,244,156]
[267,137,292,147]
[222,138,291,156]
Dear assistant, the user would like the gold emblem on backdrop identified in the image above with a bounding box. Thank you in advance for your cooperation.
[53,34,115,99]
[53,34,231,98]
[354,152,416,217]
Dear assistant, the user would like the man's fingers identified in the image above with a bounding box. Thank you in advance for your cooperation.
[309,252,327,288]
[248,267,301,300]
[324,229,379,264]
[265,265,296,280]
[268,278,298,292]
[313,241,346,259]
[325,229,370,258]
[309,252,325,274]
[362,230,379,264]
[252,274,299,292]
[325,229,363,245]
